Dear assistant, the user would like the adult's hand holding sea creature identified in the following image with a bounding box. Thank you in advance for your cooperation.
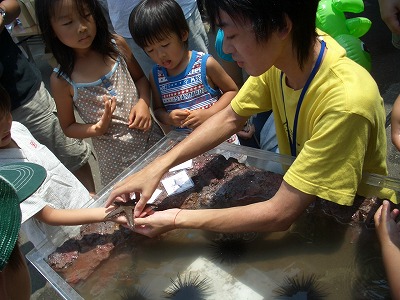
[105,157,167,217]
[134,208,182,238]
[105,199,158,230]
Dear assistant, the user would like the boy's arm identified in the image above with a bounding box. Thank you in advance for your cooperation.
[391,94,400,151]
[34,205,126,226]
[150,73,168,123]
[203,56,238,115]
[150,72,179,126]
[181,56,238,129]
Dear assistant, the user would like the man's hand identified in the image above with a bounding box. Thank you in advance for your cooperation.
[105,159,166,217]
[133,208,181,238]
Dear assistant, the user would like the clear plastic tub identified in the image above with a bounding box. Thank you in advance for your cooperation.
[27,131,399,299]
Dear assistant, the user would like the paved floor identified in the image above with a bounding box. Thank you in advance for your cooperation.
[21,0,400,298]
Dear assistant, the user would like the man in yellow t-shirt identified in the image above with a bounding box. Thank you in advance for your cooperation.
[231,32,388,206]
[105,0,394,237]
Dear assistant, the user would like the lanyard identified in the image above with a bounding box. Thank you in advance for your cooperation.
[280,40,326,156]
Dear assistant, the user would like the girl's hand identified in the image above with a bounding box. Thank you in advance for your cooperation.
[128,99,152,131]
[181,109,211,129]
[374,200,400,247]
[95,95,116,135]
[169,109,190,127]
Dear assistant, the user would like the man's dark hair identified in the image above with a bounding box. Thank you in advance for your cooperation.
[204,0,319,70]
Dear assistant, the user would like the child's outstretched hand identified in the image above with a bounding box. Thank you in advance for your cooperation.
[374,200,400,248]
[169,109,190,128]
[128,99,152,131]
[96,95,116,134]
[181,109,211,129]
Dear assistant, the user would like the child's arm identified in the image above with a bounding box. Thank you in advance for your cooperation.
[115,35,152,131]
[391,94,400,151]
[50,74,116,138]
[182,56,238,129]
[149,73,190,128]
[374,200,400,299]
[34,205,129,227]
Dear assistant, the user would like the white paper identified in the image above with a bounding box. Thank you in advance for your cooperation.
[161,171,194,195]
[148,189,162,204]
[129,189,162,204]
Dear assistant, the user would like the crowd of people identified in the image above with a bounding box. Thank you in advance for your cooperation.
[1,0,400,298]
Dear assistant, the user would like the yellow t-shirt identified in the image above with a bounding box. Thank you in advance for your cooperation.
[231,34,392,205]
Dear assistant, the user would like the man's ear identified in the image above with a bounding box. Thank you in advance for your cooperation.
[277,14,292,40]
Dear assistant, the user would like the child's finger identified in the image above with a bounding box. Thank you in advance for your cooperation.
[110,96,117,113]
[175,109,190,117]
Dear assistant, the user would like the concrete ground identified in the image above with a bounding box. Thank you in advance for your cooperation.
[19,0,400,298]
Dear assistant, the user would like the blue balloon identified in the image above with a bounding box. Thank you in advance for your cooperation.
[215,29,234,62]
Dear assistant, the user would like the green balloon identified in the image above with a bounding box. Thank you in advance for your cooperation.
[316,0,372,71]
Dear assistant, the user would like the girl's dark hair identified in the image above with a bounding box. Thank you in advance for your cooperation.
[129,0,189,49]
[0,84,11,119]
[204,0,319,70]
[35,0,119,77]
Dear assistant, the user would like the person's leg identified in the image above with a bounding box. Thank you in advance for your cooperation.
[260,113,278,153]
[207,29,245,87]
[125,37,156,79]
[187,6,209,53]
[97,0,115,33]
[12,83,96,194]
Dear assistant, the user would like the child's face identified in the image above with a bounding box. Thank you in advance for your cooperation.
[50,0,97,51]
[144,31,189,72]
[0,112,12,149]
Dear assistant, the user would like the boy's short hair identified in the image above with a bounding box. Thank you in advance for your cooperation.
[0,163,46,271]
[129,0,189,49]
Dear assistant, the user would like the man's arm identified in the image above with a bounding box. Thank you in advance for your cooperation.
[106,105,248,215]
[133,181,316,237]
